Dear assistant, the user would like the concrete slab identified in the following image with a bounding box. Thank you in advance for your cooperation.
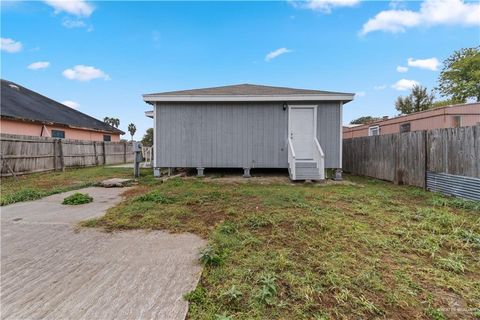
[99,178,133,188]
[1,187,206,320]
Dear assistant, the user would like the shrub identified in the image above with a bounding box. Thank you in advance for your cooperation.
[62,193,93,205]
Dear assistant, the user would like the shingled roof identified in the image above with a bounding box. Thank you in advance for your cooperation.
[1,79,124,135]
[143,84,354,103]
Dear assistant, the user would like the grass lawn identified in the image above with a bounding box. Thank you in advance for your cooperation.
[82,173,480,320]
[0,166,138,206]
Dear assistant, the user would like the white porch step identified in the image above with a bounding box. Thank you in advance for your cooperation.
[295,161,317,168]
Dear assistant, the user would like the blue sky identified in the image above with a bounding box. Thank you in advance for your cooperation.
[2,0,479,139]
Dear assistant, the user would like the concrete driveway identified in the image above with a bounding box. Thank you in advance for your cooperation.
[1,187,206,320]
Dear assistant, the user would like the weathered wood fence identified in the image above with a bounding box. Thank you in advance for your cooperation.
[343,125,480,188]
[1,134,134,176]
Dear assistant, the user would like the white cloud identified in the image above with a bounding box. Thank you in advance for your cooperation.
[265,48,292,62]
[62,100,80,109]
[62,18,86,28]
[374,84,387,90]
[355,91,366,98]
[1,37,22,53]
[407,57,439,71]
[392,79,420,91]
[44,0,94,17]
[291,0,360,13]
[396,66,408,73]
[62,65,110,81]
[361,0,480,35]
[27,61,50,70]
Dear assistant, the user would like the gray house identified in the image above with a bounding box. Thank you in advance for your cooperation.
[143,84,354,180]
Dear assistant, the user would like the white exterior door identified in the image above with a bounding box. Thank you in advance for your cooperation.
[289,106,316,160]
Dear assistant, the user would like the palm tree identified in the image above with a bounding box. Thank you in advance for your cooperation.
[128,123,136,141]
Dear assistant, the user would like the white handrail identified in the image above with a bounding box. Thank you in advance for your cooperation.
[287,138,296,179]
[313,138,324,158]
[288,138,296,159]
[313,138,325,180]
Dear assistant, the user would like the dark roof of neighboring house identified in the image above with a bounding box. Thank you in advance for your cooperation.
[1,79,124,135]
[143,84,354,103]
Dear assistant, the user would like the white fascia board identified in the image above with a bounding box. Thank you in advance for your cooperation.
[143,94,355,103]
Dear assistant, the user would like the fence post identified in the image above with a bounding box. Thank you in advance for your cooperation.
[424,130,428,190]
[102,141,106,165]
[93,141,98,166]
[53,140,57,171]
[124,142,127,163]
[58,139,65,172]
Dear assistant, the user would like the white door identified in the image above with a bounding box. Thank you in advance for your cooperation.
[289,106,316,160]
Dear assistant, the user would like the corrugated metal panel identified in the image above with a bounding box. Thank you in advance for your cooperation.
[426,171,480,201]
[155,102,342,169]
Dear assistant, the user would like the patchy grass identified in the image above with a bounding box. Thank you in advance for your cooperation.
[62,192,93,205]
[0,166,141,206]
[82,174,480,319]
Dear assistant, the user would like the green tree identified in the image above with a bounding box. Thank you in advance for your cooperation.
[103,117,120,128]
[395,85,434,115]
[350,116,381,125]
[127,123,136,141]
[437,46,480,102]
[431,98,466,108]
[141,128,153,147]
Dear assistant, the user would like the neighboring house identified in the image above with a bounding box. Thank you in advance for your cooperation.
[343,103,480,139]
[143,84,354,180]
[1,79,124,141]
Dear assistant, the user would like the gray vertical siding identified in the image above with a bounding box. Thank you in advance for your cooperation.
[155,101,341,169]
[316,102,341,168]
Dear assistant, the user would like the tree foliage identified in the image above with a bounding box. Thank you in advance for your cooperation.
[350,116,381,125]
[103,117,120,128]
[395,85,434,115]
[127,123,136,140]
[141,128,153,147]
[437,46,480,102]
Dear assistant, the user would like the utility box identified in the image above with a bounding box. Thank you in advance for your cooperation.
[133,142,143,177]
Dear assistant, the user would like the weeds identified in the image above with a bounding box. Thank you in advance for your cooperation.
[134,190,175,203]
[62,192,93,205]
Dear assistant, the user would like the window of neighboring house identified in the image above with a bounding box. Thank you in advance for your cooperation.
[103,135,111,142]
[400,122,411,133]
[368,126,380,136]
[452,116,462,128]
[51,130,65,139]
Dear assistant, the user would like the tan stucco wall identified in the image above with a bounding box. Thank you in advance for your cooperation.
[343,103,480,139]
[0,119,120,141]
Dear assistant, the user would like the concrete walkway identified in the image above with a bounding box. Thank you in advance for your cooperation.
[1,187,206,320]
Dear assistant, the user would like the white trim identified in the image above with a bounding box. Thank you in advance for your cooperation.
[153,103,157,168]
[339,101,343,168]
[143,94,354,103]
[368,125,380,136]
[288,105,318,159]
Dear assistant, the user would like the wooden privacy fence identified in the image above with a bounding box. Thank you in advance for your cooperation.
[0,134,134,176]
[343,125,480,189]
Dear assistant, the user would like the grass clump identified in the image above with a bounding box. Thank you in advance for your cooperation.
[62,192,93,205]
[134,190,176,203]
[0,188,46,205]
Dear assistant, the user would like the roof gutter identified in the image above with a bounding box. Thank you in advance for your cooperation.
[143,94,355,103]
